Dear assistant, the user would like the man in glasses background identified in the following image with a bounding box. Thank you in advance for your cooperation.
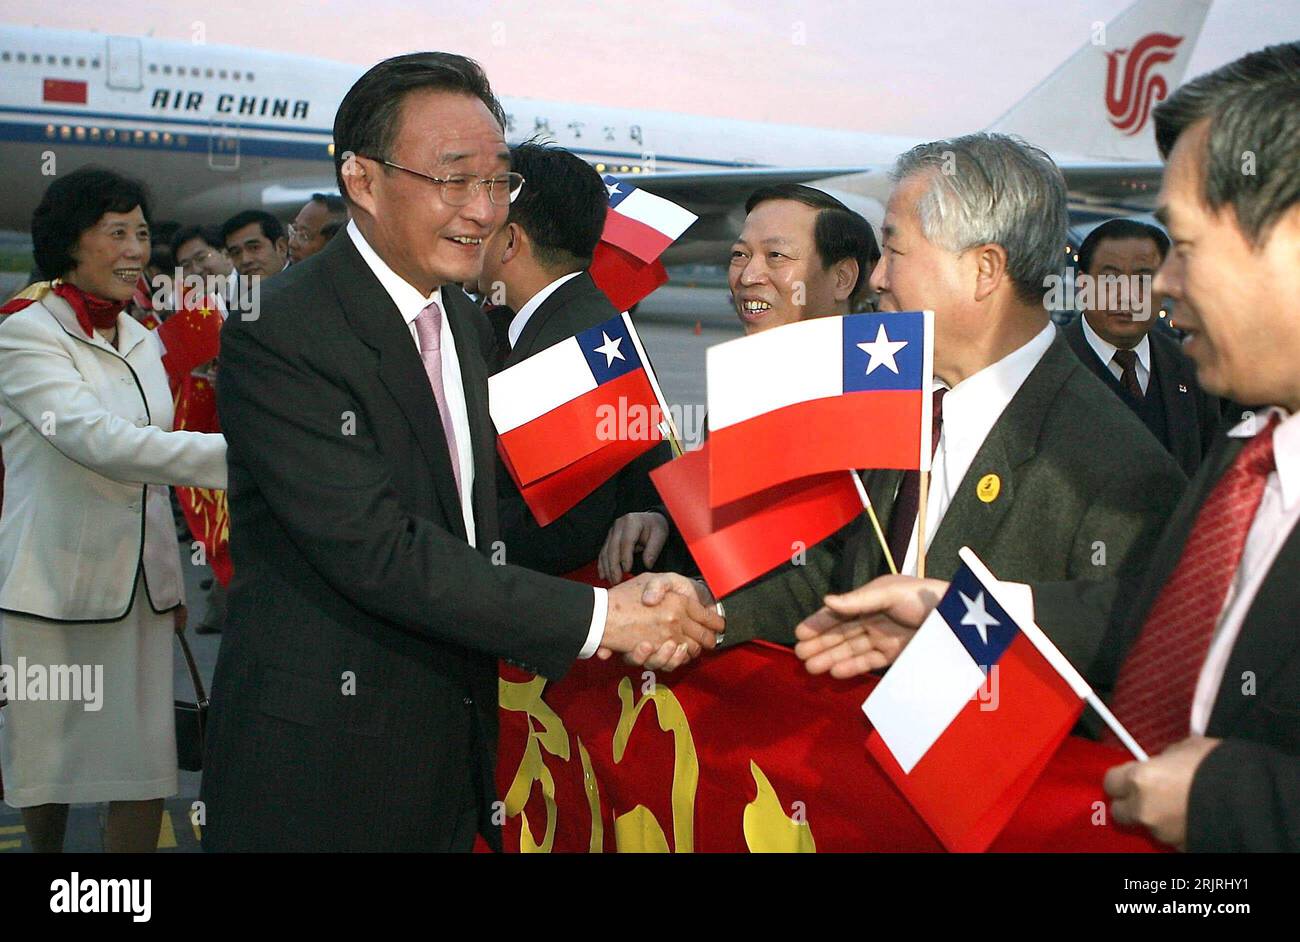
[287,193,350,264]
[201,51,723,852]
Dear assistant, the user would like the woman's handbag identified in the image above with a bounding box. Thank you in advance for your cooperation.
[175,631,209,772]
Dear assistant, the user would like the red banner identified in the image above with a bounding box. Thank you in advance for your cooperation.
[172,373,232,586]
[495,641,1165,853]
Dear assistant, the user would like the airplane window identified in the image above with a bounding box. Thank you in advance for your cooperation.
[163,65,172,74]
[149,64,158,73]
[77,57,85,67]
[205,68,213,77]
[220,70,228,79]
[62,56,70,66]
[46,55,55,64]
[233,71,242,80]
[91,58,100,68]
[16,53,25,62]
[247,72,255,80]
[190,67,199,76]
[1,53,10,62]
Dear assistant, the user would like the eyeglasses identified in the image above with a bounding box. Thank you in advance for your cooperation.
[179,248,216,269]
[286,224,318,244]
[372,158,524,206]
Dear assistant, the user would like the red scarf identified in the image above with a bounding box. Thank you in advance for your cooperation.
[52,281,127,337]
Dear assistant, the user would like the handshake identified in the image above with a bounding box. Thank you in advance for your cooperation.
[597,572,722,672]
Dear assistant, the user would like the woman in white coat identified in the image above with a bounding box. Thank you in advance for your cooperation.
[0,168,227,852]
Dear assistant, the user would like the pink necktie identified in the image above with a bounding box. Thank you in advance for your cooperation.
[413,300,463,498]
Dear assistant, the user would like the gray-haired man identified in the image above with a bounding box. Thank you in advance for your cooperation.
[667,132,1186,679]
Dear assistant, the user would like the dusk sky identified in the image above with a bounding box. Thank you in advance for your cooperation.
[3,1,1296,135]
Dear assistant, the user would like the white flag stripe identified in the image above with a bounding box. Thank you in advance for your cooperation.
[707,317,843,430]
[619,187,697,239]
[488,335,596,434]
[863,611,987,774]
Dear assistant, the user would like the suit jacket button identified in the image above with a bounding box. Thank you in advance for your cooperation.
[462,696,474,706]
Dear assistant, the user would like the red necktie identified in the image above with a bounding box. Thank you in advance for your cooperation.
[1106,414,1279,754]
[885,387,947,571]
[413,300,463,498]
[1112,348,1144,400]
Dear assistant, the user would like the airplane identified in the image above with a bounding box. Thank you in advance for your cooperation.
[0,0,1210,264]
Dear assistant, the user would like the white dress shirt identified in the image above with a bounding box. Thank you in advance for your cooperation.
[347,222,607,656]
[901,322,1057,576]
[507,271,582,350]
[1080,315,1151,395]
[1190,407,1300,734]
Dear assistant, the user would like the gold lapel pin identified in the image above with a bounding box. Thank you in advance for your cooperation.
[977,473,1000,503]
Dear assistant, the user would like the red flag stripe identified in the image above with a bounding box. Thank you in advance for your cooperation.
[709,389,922,507]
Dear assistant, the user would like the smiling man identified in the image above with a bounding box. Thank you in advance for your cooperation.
[201,52,722,853]
[728,184,878,333]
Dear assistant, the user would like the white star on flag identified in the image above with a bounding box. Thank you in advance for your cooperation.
[857,324,908,375]
[958,591,1000,645]
[594,331,626,367]
[605,182,622,199]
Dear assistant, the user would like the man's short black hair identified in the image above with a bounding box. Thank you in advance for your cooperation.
[507,142,607,270]
[31,166,151,280]
[744,184,881,311]
[1154,41,1300,245]
[220,209,285,247]
[333,52,506,205]
[1077,218,1170,274]
[310,192,348,215]
[171,223,225,258]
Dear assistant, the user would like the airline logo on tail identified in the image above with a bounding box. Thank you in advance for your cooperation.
[1104,32,1184,136]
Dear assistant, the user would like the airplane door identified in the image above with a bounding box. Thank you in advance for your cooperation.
[208,118,241,170]
[105,37,143,90]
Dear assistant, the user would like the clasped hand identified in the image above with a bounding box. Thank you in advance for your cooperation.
[597,572,722,672]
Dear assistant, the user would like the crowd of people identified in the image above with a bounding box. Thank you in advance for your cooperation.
[0,39,1296,853]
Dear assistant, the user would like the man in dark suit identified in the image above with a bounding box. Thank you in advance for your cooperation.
[476,142,672,576]
[791,42,1300,851]
[1062,217,1221,477]
[656,134,1185,677]
[201,53,722,852]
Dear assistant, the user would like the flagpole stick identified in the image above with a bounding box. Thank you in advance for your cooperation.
[915,469,929,579]
[623,311,684,457]
[1085,693,1150,762]
[850,472,897,576]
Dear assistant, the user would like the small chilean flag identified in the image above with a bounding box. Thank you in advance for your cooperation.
[652,445,864,598]
[490,312,665,526]
[44,78,88,104]
[601,175,697,263]
[707,311,934,508]
[863,548,1092,852]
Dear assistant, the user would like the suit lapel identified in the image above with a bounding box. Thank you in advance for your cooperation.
[1208,521,1300,734]
[442,285,498,543]
[927,334,1076,576]
[506,273,591,367]
[1151,332,1198,472]
[326,236,467,540]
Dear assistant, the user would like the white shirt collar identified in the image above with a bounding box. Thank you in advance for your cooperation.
[508,271,583,349]
[1227,406,1300,511]
[347,219,441,327]
[940,321,1056,456]
[1080,313,1151,372]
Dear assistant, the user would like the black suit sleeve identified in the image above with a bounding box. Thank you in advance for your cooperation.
[218,316,593,680]
[1188,738,1300,851]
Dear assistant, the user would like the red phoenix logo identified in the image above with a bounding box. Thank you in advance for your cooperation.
[1105,32,1184,136]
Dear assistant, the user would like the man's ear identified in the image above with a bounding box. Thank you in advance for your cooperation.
[501,222,524,265]
[832,257,859,303]
[275,238,289,258]
[972,242,1010,303]
[340,152,378,218]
